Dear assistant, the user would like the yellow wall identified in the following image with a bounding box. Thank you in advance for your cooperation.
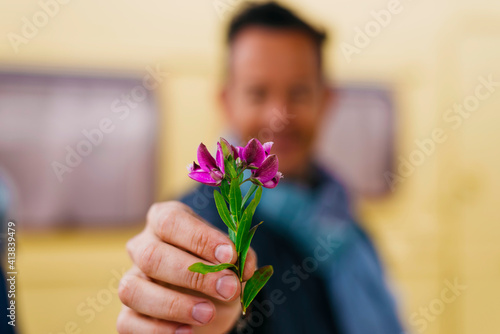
[1,0,499,333]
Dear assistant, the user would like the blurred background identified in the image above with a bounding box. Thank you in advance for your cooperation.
[0,0,499,333]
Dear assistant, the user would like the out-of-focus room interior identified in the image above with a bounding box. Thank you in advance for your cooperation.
[0,0,499,333]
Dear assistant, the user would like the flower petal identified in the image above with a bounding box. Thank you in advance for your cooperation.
[187,161,202,173]
[210,169,224,182]
[262,172,282,189]
[262,142,274,155]
[231,145,239,159]
[236,146,244,159]
[242,138,266,167]
[216,142,225,175]
[252,154,279,183]
[188,170,220,186]
[197,143,217,172]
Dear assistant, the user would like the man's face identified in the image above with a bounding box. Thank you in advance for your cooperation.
[221,27,331,179]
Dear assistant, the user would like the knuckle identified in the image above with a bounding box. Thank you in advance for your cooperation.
[125,235,140,260]
[187,269,208,291]
[147,202,162,224]
[157,210,176,239]
[168,200,192,213]
[155,204,182,241]
[137,243,161,276]
[161,293,182,320]
[148,201,183,229]
[191,227,211,258]
[118,275,138,307]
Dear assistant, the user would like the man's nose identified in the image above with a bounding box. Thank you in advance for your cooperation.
[259,103,291,134]
[264,94,287,118]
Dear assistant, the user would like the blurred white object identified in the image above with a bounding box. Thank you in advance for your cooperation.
[316,84,394,197]
[0,70,158,228]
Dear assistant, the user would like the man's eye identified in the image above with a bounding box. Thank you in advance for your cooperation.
[247,89,266,103]
[290,89,310,103]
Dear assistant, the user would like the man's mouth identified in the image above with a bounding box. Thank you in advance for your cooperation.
[272,134,303,153]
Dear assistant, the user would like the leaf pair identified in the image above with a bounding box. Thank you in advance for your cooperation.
[241,265,274,314]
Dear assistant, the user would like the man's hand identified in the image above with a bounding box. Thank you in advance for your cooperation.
[117,201,257,334]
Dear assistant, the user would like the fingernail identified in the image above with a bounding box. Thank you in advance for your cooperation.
[175,325,192,334]
[215,244,233,263]
[216,275,238,300]
[192,302,214,324]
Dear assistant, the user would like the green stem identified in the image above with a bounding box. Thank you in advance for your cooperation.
[227,174,248,314]
[239,178,252,185]
[238,251,245,313]
[235,164,247,180]
[241,183,258,209]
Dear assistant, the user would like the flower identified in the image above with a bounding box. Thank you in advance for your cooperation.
[188,137,282,188]
[237,138,274,168]
[187,142,225,186]
[249,154,283,189]
[235,139,282,188]
[187,137,277,316]
[238,138,266,167]
[261,171,283,188]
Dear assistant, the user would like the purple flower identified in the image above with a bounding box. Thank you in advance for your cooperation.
[188,137,282,189]
[237,138,274,168]
[250,154,283,189]
[187,142,225,186]
[261,171,283,189]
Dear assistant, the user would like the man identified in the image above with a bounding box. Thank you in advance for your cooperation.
[117,2,403,333]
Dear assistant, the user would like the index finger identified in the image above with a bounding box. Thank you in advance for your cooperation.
[146,201,237,265]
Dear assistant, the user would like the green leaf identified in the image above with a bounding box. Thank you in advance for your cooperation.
[229,179,242,220]
[236,187,262,253]
[233,160,239,174]
[242,265,274,313]
[241,184,258,209]
[251,186,262,208]
[239,221,263,279]
[220,179,230,202]
[214,190,236,232]
[236,208,251,253]
[225,160,237,179]
[188,262,237,274]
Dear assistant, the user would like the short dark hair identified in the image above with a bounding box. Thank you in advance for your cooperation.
[226,1,328,71]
